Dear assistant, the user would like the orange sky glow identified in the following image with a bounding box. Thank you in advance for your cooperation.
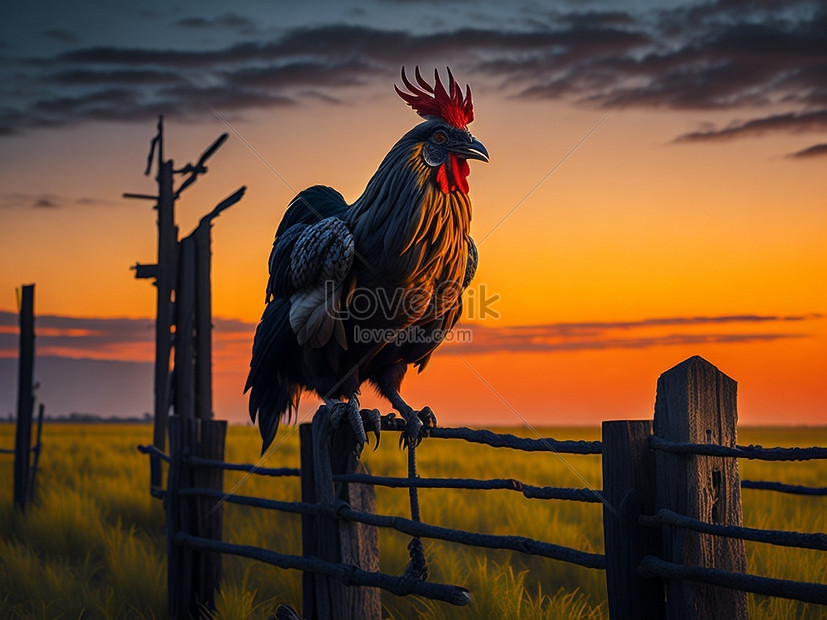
[1,2,825,428]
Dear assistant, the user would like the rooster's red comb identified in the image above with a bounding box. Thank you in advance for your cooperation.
[395,67,474,129]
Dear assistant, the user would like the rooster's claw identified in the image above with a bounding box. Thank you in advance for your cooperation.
[399,406,437,449]
[361,408,382,451]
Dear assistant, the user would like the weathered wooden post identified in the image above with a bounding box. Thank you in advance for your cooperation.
[128,116,178,489]
[167,415,226,618]
[602,420,664,619]
[174,237,197,420]
[28,403,45,503]
[194,221,213,421]
[191,418,226,610]
[128,120,239,487]
[652,356,748,619]
[300,423,320,618]
[166,415,192,619]
[13,284,35,512]
[300,409,380,620]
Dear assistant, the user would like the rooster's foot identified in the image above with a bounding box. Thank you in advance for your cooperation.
[398,406,437,449]
[361,408,382,450]
[329,397,371,457]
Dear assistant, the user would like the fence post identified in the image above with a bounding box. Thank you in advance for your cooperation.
[193,419,226,609]
[652,356,747,619]
[194,221,213,420]
[14,284,35,513]
[174,237,196,420]
[302,408,380,620]
[166,415,226,618]
[28,403,45,504]
[300,423,319,619]
[602,420,664,619]
[167,415,194,619]
[151,137,177,489]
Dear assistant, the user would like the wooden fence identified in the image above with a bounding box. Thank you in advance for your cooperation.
[139,355,827,619]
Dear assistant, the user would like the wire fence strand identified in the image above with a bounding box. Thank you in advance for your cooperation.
[639,555,827,605]
[426,426,603,454]
[179,487,606,570]
[185,454,300,477]
[741,479,827,496]
[639,508,827,552]
[336,505,606,569]
[331,473,604,502]
[649,436,827,461]
[174,531,473,606]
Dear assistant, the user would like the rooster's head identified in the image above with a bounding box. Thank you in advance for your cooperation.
[396,67,489,194]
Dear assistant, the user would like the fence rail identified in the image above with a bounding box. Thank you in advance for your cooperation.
[331,473,604,502]
[639,508,827,552]
[649,435,827,460]
[141,356,825,620]
[423,425,603,454]
[639,555,827,606]
[741,479,827,496]
[175,531,473,605]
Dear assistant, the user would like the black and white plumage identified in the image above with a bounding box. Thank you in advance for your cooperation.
[246,68,488,454]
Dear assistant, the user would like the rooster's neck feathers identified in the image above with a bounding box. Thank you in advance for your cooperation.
[349,136,471,271]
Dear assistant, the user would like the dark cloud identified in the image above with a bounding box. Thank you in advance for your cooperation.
[0,312,819,371]
[0,192,62,209]
[0,312,154,358]
[2,23,647,133]
[443,314,822,355]
[0,192,118,209]
[42,29,79,44]
[1,2,824,157]
[53,68,185,86]
[559,10,636,28]
[0,313,257,362]
[174,13,257,33]
[675,109,827,141]
[788,142,827,158]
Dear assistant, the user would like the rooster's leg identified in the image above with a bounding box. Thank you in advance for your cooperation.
[328,396,381,457]
[383,387,437,448]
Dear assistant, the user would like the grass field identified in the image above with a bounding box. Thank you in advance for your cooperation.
[0,422,825,619]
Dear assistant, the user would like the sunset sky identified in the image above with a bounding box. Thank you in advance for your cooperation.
[1,0,825,428]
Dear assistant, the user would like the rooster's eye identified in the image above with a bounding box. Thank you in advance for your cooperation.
[433,131,447,144]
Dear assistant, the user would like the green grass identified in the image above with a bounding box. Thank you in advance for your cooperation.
[0,423,825,619]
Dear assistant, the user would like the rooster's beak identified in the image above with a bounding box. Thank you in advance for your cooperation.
[454,137,489,163]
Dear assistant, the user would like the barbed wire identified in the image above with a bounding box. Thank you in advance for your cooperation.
[639,508,827,552]
[649,436,827,461]
[332,473,604,503]
[638,555,827,605]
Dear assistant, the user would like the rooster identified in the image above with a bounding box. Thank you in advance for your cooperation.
[246,67,488,455]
